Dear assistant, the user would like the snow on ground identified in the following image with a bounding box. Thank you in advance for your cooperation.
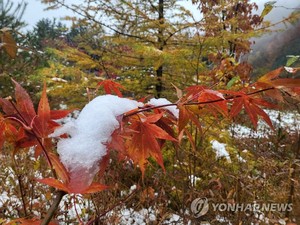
[106,207,190,225]
[230,109,300,138]
[189,174,201,186]
[210,140,231,162]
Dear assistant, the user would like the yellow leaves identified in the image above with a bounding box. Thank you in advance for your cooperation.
[51,47,99,69]
[0,28,17,58]
[261,1,276,18]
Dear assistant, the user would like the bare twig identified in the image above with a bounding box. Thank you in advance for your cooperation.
[41,190,66,225]
[86,189,137,225]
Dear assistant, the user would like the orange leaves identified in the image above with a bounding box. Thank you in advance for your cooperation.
[178,105,202,133]
[38,142,107,194]
[0,80,71,151]
[97,79,125,97]
[49,152,70,184]
[185,86,228,116]
[35,82,51,138]
[37,178,70,193]
[37,178,108,194]
[81,182,108,194]
[109,113,177,176]
[126,113,176,175]
[257,67,300,96]
[37,156,108,194]
[176,86,228,132]
[257,67,284,84]
[1,70,299,200]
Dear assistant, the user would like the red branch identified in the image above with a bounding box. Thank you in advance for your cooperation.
[124,87,275,117]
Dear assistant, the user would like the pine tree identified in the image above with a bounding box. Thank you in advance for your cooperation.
[0,0,27,30]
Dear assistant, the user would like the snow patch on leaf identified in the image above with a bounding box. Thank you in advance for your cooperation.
[147,98,179,118]
[50,95,142,191]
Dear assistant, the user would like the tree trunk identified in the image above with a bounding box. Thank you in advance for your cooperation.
[155,0,164,97]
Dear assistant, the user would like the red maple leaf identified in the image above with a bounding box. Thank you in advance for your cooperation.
[124,113,177,176]
[228,91,274,129]
[185,86,228,116]
[97,79,125,97]
[256,67,300,97]
[37,152,108,194]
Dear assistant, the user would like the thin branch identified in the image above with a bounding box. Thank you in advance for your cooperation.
[14,168,28,217]
[86,189,137,225]
[49,0,156,44]
[41,191,66,225]
[124,87,275,117]
[73,195,84,224]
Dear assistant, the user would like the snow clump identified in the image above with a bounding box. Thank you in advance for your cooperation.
[50,95,178,191]
[210,140,231,162]
[51,95,142,190]
[147,98,179,118]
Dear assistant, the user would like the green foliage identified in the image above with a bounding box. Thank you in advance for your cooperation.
[26,18,68,49]
[0,0,27,30]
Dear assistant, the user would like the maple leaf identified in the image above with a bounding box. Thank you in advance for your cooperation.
[257,67,300,90]
[39,165,108,194]
[257,67,283,83]
[37,178,69,193]
[185,86,228,116]
[125,113,177,176]
[37,177,108,194]
[0,97,16,115]
[33,82,51,138]
[12,79,36,125]
[80,182,109,194]
[97,79,125,97]
[1,81,72,154]
[98,152,110,178]
[178,105,202,133]
[0,114,26,151]
[50,109,73,120]
[228,91,274,129]
[108,127,128,154]
[48,152,70,184]
[33,83,71,140]
[197,89,228,116]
